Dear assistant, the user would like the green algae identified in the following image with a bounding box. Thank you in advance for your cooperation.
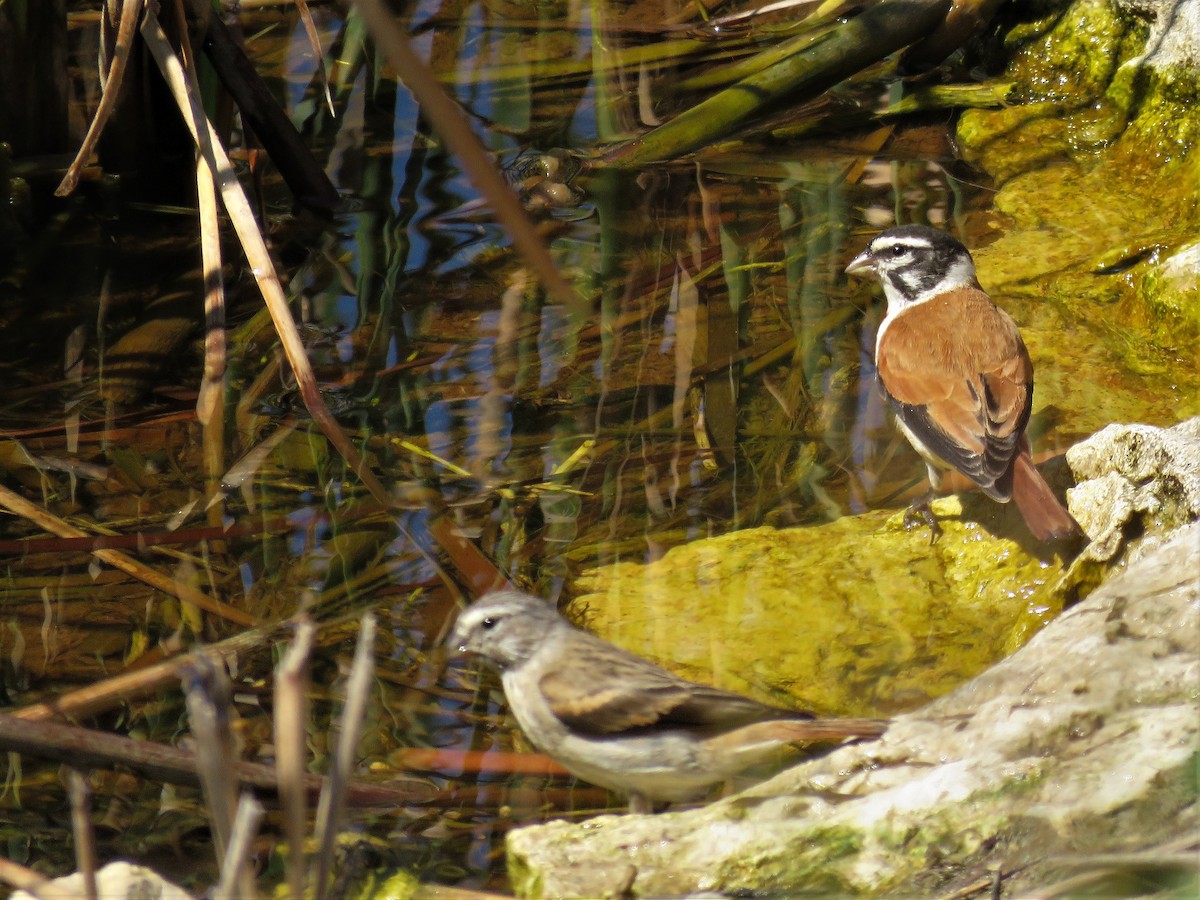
[953,0,1200,434]
[569,498,1071,719]
[714,822,866,894]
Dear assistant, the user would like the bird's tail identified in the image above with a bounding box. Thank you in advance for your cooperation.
[1011,449,1083,542]
[707,717,888,776]
[714,717,887,752]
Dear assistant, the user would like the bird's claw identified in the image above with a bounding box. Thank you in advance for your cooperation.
[903,501,942,544]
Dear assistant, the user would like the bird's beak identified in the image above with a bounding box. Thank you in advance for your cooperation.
[446,624,471,655]
[844,250,875,276]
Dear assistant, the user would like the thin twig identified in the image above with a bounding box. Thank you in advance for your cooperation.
[0,482,255,627]
[312,614,377,896]
[11,620,282,722]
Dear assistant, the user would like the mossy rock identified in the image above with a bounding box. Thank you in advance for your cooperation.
[569,499,1071,719]
[955,0,1200,396]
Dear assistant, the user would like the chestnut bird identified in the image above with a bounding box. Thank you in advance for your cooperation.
[845,224,1081,542]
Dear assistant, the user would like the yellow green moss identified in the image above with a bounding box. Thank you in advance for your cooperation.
[955,0,1200,412]
[570,500,1070,718]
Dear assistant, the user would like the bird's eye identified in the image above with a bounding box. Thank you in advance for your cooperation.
[889,245,906,257]
[480,616,497,630]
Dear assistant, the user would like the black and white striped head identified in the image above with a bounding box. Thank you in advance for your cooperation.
[845,225,978,311]
[449,590,565,671]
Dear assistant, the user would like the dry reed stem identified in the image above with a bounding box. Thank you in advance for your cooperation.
[55,0,147,196]
[274,619,315,900]
[0,482,255,627]
[312,614,377,896]
[65,770,98,900]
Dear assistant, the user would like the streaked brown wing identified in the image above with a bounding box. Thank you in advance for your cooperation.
[878,289,1033,498]
[537,634,805,737]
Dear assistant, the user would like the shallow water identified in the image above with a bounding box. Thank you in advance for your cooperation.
[0,1,1194,894]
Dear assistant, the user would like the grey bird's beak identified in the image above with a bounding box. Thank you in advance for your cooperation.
[447,623,471,655]
[844,250,875,276]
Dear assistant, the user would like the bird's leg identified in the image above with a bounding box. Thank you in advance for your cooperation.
[903,495,943,543]
[903,465,943,543]
[627,792,653,815]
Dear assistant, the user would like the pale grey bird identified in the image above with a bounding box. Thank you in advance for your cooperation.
[450,589,886,814]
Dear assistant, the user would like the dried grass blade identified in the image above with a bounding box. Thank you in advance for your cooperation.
[311,613,376,897]
[295,0,335,116]
[55,0,146,196]
[0,482,255,627]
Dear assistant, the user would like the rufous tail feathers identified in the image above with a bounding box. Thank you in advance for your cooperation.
[1011,450,1083,542]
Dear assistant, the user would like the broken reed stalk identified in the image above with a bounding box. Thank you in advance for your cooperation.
[214,795,265,900]
[603,0,953,167]
[184,654,256,897]
[65,770,98,900]
[274,620,316,900]
[179,0,232,534]
[312,613,377,897]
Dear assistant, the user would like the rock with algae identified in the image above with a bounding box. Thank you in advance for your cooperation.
[1067,415,1200,560]
[957,0,1200,350]
[568,499,1073,720]
[507,521,1200,897]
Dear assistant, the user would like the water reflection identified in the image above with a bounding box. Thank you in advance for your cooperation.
[1,1,1008,892]
[273,4,987,882]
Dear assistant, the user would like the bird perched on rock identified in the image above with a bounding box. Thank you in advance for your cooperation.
[450,589,886,814]
[845,224,1082,543]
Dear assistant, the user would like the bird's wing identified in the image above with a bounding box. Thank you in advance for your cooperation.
[877,289,1033,499]
[537,635,802,736]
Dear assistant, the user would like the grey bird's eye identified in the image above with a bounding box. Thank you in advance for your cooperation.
[481,616,497,630]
